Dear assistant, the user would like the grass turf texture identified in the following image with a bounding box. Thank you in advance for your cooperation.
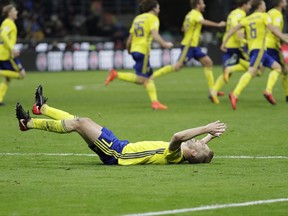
[0,67,287,216]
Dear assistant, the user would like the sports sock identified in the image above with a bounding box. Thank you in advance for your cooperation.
[153,65,174,79]
[0,79,9,103]
[213,74,226,92]
[265,69,281,93]
[117,72,137,83]
[27,119,69,133]
[233,72,253,97]
[145,79,158,102]
[40,104,76,120]
[0,70,20,79]
[229,63,248,73]
[239,59,250,69]
[204,67,214,89]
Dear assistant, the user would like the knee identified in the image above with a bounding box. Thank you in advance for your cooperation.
[68,117,90,131]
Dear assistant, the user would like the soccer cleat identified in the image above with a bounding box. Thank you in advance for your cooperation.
[32,84,48,115]
[105,69,118,86]
[223,67,231,83]
[229,93,238,110]
[0,102,6,106]
[217,91,225,97]
[15,102,31,131]
[151,101,168,110]
[263,91,277,105]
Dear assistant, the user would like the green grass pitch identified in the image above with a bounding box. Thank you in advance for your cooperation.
[0,67,288,216]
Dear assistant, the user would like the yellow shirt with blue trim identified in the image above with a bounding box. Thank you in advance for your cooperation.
[118,141,184,165]
[129,13,159,55]
[0,18,17,60]
[224,8,246,48]
[266,9,283,49]
[241,12,272,51]
[181,9,204,47]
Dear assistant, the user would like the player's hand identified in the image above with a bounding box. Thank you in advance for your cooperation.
[218,21,226,27]
[11,49,20,58]
[164,42,173,49]
[206,120,227,137]
[220,43,227,52]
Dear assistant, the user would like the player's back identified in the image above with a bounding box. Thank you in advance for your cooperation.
[129,13,159,55]
[224,8,246,48]
[0,18,17,60]
[241,12,270,50]
[266,8,283,49]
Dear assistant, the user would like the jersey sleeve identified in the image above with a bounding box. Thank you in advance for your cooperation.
[0,20,14,50]
[150,16,159,31]
[264,13,272,25]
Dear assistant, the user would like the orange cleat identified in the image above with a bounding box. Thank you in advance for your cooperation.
[263,91,277,105]
[105,69,118,86]
[217,91,225,97]
[229,92,238,110]
[223,67,230,83]
[151,101,168,110]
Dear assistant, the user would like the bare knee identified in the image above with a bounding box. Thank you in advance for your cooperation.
[66,117,90,131]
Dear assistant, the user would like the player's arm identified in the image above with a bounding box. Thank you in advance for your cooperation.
[200,19,226,28]
[126,34,132,54]
[267,23,288,44]
[221,23,243,52]
[168,121,226,151]
[0,27,19,58]
[151,29,173,49]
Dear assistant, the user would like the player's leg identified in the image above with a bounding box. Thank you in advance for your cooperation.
[32,85,76,120]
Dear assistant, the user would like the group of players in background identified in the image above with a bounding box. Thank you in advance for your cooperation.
[1,0,288,110]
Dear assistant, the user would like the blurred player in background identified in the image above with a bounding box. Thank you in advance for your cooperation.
[152,0,226,103]
[211,0,251,104]
[105,0,173,110]
[221,0,288,110]
[15,85,227,165]
[263,0,288,104]
[0,4,26,106]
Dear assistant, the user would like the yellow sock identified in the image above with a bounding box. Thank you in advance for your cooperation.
[229,64,248,73]
[27,119,69,133]
[153,65,174,79]
[145,79,158,102]
[41,104,76,120]
[233,72,253,97]
[266,69,281,93]
[281,74,288,96]
[0,79,9,103]
[213,74,226,92]
[0,70,20,79]
[239,59,250,69]
[204,67,214,89]
[117,72,137,83]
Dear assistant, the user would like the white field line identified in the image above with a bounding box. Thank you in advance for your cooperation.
[0,152,288,159]
[122,198,288,216]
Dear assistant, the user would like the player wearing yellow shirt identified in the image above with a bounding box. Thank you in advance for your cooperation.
[0,4,26,106]
[221,0,288,110]
[105,0,173,110]
[151,0,225,103]
[15,85,227,165]
[264,0,288,104]
[211,0,251,104]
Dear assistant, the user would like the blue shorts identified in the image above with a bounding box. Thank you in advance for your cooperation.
[249,49,275,68]
[179,46,207,64]
[131,52,153,78]
[266,48,284,65]
[0,58,24,72]
[94,127,129,165]
[222,47,248,67]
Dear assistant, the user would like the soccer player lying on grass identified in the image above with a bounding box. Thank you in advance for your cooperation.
[15,85,227,165]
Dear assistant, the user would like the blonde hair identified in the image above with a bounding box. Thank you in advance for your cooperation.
[188,150,214,164]
[2,4,15,18]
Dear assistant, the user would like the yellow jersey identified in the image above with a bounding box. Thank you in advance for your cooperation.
[181,9,204,47]
[129,13,159,55]
[0,18,17,60]
[118,141,184,165]
[266,8,283,49]
[241,12,272,51]
[224,8,246,48]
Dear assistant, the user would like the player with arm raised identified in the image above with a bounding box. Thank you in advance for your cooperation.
[105,0,173,110]
[15,85,227,165]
